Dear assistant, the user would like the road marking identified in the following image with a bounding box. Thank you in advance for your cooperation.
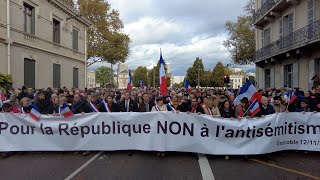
[64,152,103,180]
[197,154,215,180]
[250,158,320,180]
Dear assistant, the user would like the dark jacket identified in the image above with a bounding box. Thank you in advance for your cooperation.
[220,108,233,118]
[84,100,100,113]
[119,99,139,112]
[257,103,276,116]
[295,106,310,112]
[36,99,53,114]
[21,105,32,114]
[139,101,154,112]
[71,100,85,114]
[186,104,205,114]
[98,101,120,112]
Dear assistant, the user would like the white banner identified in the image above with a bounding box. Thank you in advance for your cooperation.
[0,112,319,154]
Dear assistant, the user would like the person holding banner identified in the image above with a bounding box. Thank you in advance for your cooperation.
[235,97,251,118]
[272,96,287,113]
[202,97,213,115]
[211,97,220,117]
[119,92,139,112]
[138,94,154,112]
[295,99,310,113]
[151,97,168,112]
[35,90,53,115]
[71,94,85,114]
[256,96,275,117]
[219,101,233,118]
[84,93,100,113]
[20,97,32,114]
[99,95,120,112]
[187,98,204,114]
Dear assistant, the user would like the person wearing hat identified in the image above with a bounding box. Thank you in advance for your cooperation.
[272,96,286,113]
[235,97,251,118]
[295,99,310,112]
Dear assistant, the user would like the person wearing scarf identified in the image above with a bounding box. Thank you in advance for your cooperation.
[19,97,32,114]
[98,95,120,112]
[202,98,213,115]
[151,97,168,112]
[235,97,251,118]
[187,98,204,114]
[84,93,100,113]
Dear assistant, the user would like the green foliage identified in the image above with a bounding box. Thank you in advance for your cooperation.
[211,62,225,87]
[0,73,12,90]
[95,66,113,88]
[201,70,213,87]
[186,57,204,87]
[173,82,184,88]
[78,0,130,66]
[223,0,255,65]
[133,66,148,87]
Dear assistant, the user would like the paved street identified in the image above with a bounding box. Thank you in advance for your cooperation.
[0,151,319,180]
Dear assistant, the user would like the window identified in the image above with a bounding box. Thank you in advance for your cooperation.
[265,69,271,88]
[262,28,271,47]
[308,0,315,24]
[53,64,61,88]
[73,67,79,88]
[53,19,60,44]
[280,13,294,37]
[72,29,78,51]
[284,64,293,88]
[23,3,35,34]
[24,58,35,88]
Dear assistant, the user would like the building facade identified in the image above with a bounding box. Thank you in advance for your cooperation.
[255,0,320,91]
[0,0,90,89]
[86,70,95,88]
[116,63,129,89]
[230,75,243,89]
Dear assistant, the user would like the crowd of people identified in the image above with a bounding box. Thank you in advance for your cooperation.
[1,84,319,158]
[1,85,319,116]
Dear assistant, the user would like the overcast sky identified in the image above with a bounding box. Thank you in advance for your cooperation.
[90,0,255,75]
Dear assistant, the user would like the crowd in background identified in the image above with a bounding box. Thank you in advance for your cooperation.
[1,84,320,117]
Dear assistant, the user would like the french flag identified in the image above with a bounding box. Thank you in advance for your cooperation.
[127,70,133,90]
[288,89,297,105]
[159,50,168,96]
[184,79,192,91]
[234,79,262,106]
[29,103,41,122]
[248,99,260,116]
[61,103,74,118]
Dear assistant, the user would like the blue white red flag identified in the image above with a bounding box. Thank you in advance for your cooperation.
[30,103,41,121]
[61,103,74,118]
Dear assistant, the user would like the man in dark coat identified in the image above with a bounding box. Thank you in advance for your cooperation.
[119,92,138,112]
[84,93,100,113]
[35,90,53,114]
[71,93,85,114]
[139,94,154,112]
[17,86,29,101]
[99,95,120,112]
[187,98,204,114]
[256,96,275,117]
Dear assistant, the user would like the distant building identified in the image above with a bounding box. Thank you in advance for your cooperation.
[86,70,96,88]
[116,63,129,89]
[0,0,91,89]
[173,76,185,84]
[230,75,243,89]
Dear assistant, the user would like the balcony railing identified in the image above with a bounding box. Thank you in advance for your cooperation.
[256,20,320,62]
[254,0,282,24]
